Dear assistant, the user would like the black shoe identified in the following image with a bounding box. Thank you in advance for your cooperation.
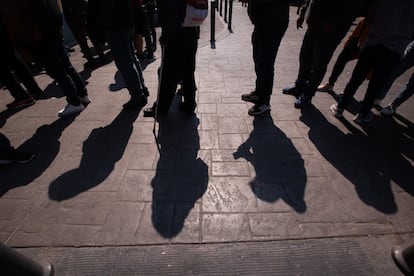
[294,95,312,109]
[0,151,35,164]
[179,101,197,115]
[283,86,300,97]
[123,95,147,109]
[248,103,270,116]
[241,91,260,103]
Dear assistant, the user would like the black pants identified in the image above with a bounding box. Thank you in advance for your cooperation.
[0,35,42,100]
[157,27,198,114]
[328,38,360,85]
[297,27,348,97]
[338,45,401,115]
[30,33,87,105]
[252,20,288,104]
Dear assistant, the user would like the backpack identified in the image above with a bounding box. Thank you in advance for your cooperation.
[182,0,208,27]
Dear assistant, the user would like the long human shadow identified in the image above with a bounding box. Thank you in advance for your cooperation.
[233,116,307,213]
[0,117,75,196]
[299,108,402,214]
[357,113,414,196]
[48,109,140,201]
[151,115,208,238]
[0,108,22,128]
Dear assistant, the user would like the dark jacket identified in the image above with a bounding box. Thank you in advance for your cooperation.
[306,0,371,32]
[248,0,290,27]
[98,0,135,30]
[157,0,187,45]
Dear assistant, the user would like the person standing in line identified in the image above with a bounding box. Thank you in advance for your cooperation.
[0,0,90,117]
[239,0,290,116]
[283,0,372,109]
[330,0,414,123]
[98,0,149,109]
[0,17,44,110]
[143,0,200,117]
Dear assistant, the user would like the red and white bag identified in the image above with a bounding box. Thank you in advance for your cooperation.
[182,0,209,27]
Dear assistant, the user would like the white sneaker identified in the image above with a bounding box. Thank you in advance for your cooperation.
[80,95,91,106]
[58,104,85,117]
[317,82,334,92]
[381,104,396,116]
[330,104,344,118]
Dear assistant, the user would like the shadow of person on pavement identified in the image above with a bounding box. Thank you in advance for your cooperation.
[48,109,140,201]
[151,115,208,238]
[233,115,307,213]
[299,108,399,214]
[0,117,75,196]
[355,113,414,196]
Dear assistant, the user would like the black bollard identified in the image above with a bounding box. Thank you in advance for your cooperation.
[392,243,414,275]
[0,243,54,276]
[210,0,216,49]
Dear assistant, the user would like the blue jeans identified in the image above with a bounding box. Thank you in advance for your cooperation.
[105,28,145,100]
[338,45,401,115]
[376,40,414,100]
[297,27,348,97]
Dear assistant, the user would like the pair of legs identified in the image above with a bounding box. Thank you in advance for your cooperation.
[105,28,148,107]
[242,20,288,115]
[147,27,198,115]
[252,21,289,104]
[0,21,43,108]
[287,27,348,107]
[336,45,401,117]
[29,32,89,115]
[319,38,360,91]
[0,49,43,108]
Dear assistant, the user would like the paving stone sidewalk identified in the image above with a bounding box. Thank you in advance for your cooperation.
[0,3,413,275]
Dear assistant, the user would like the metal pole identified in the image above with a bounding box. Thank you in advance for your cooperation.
[0,243,54,276]
[219,0,223,16]
[224,0,228,22]
[210,0,216,49]
[228,0,233,33]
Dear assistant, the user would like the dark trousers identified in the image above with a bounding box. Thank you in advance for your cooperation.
[252,20,288,104]
[0,43,42,100]
[328,39,360,85]
[30,33,87,105]
[157,27,198,113]
[297,27,348,97]
[338,45,401,115]
[393,73,414,107]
